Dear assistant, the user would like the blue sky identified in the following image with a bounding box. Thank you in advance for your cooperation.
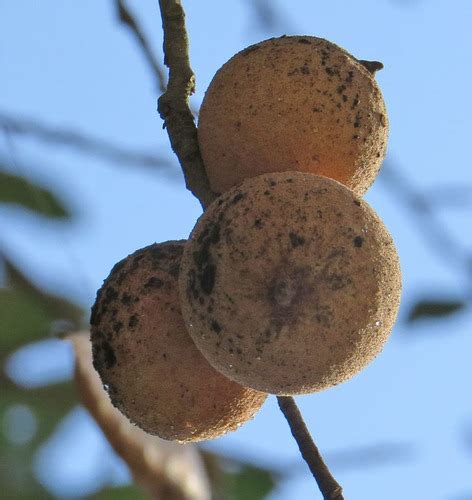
[1,1,472,498]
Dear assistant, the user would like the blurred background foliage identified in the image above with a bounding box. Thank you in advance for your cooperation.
[1,0,471,499]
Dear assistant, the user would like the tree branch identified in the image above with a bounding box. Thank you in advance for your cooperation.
[0,111,174,172]
[380,161,470,272]
[278,397,343,499]
[156,1,344,497]
[156,0,215,209]
[116,0,167,93]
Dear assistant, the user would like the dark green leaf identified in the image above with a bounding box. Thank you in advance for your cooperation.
[407,299,466,323]
[227,465,276,500]
[0,376,77,447]
[0,258,84,352]
[0,170,70,218]
[90,485,148,500]
[0,446,51,500]
[202,451,277,500]
[0,288,60,351]
[0,378,77,499]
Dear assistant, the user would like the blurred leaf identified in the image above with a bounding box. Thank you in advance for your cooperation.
[69,332,211,500]
[0,112,175,172]
[0,375,76,447]
[423,184,472,209]
[0,170,70,218]
[0,254,81,498]
[226,465,275,500]
[407,299,466,323]
[91,485,149,500]
[448,494,472,500]
[460,421,472,455]
[0,257,83,352]
[245,0,293,32]
[0,377,76,499]
[325,442,416,470]
[0,446,51,500]
[0,288,58,351]
[202,451,278,500]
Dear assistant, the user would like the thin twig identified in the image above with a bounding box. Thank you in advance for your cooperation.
[156,0,215,209]
[380,161,470,272]
[278,397,344,499]
[0,111,175,171]
[246,0,295,32]
[156,1,343,496]
[116,0,167,93]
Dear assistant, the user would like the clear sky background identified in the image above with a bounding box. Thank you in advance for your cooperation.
[1,1,472,499]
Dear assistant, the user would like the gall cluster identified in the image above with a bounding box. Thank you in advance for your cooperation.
[91,36,401,442]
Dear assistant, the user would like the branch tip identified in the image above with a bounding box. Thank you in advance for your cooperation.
[277,396,344,499]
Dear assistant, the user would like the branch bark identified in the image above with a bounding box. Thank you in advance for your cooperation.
[0,111,173,170]
[278,397,343,499]
[157,0,215,209]
[156,1,344,498]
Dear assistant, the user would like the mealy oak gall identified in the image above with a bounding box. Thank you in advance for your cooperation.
[198,36,388,196]
[90,241,267,442]
[179,173,401,395]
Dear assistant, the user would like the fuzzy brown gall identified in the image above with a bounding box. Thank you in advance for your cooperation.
[179,173,401,395]
[198,36,388,196]
[90,241,267,442]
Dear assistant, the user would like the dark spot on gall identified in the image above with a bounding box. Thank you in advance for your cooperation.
[103,286,118,306]
[121,293,133,305]
[201,264,216,294]
[325,66,340,77]
[354,236,364,248]
[193,223,220,295]
[211,320,222,333]
[144,276,164,289]
[113,321,123,334]
[230,192,245,205]
[128,315,139,328]
[94,337,116,370]
[289,232,305,248]
[326,274,349,290]
[354,111,362,128]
